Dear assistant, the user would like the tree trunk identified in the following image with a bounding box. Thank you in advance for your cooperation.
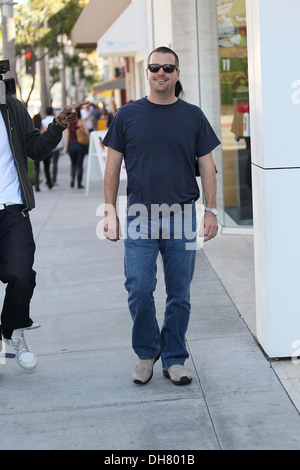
[39,47,51,116]
[1,4,17,84]
[59,50,66,107]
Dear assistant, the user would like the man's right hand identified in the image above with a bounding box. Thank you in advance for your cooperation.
[103,212,121,242]
[56,100,90,126]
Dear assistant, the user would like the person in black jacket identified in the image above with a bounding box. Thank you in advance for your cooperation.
[0,95,88,370]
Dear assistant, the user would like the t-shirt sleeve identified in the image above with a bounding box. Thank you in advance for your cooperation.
[196,110,221,157]
[102,111,125,153]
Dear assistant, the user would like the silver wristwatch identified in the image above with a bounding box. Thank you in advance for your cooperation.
[205,207,218,216]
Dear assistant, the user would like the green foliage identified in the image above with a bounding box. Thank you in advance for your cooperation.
[27,159,34,185]
[48,0,85,38]
[13,0,98,101]
[14,0,87,55]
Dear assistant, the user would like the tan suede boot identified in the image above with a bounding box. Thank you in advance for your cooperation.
[132,356,160,384]
[163,365,192,385]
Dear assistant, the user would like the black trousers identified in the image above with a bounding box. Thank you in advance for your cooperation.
[0,205,36,339]
[68,141,87,184]
[51,149,60,184]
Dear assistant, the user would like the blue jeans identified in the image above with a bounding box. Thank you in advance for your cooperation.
[124,204,196,369]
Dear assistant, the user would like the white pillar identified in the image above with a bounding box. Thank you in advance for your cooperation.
[246,0,300,357]
[1,0,17,82]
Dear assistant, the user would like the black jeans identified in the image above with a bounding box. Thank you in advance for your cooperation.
[0,205,36,339]
[68,141,87,185]
[51,149,60,184]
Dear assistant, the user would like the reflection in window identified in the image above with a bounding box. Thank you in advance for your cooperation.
[218,0,253,227]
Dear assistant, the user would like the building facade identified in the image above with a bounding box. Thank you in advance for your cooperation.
[74,0,251,233]
[72,0,300,358]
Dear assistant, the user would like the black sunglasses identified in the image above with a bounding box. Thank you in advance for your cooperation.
[148,64,179,74]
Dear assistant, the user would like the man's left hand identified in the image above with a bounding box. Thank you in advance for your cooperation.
[199,212,218,242]
[56,101,90,126]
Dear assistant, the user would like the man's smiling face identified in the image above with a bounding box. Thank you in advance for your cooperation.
[146,52,180,98]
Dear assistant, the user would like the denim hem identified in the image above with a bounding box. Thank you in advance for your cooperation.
[137,354,160,361]
[162,361,185,370]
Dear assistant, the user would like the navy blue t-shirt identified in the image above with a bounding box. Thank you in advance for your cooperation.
[102,97,220,209]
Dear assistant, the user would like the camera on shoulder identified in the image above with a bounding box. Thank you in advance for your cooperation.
[0,60,16,103]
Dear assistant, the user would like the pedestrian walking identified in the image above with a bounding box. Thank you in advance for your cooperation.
[81,103,95,133]
[64,108,89,189]
[42,106,64,187]
[0,93,88,370]
[103,46,220,386]
[91,103,101,130]
[32,113,44,192]
[32,112,52,189]
[106,101,117,128]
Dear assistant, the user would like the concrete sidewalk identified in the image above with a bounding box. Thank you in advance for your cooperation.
[0,155,300,450]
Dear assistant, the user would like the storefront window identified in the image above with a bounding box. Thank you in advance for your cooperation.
[217,0,252,227]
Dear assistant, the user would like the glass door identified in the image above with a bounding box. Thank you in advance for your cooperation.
[217,0,253,227]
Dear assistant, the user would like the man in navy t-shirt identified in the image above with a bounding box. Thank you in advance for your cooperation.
[103,46,220,386]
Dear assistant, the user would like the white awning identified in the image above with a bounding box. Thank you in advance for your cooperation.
[93,77,126,92]
[97,0,148,57]
[71,0,131,49]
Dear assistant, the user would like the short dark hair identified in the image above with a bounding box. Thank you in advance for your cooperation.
[32,113,42,129]
[147,46,179,68]
[175,80,183,98]
[45,106,54,116]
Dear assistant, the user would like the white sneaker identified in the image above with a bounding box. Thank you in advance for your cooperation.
[26,321,41,330]
[4,328,37,370]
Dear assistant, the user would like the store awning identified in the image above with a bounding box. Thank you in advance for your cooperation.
[71,0,131,49]
[93,90,114,98]
[93,77,126,92]
[97,0,148,57]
